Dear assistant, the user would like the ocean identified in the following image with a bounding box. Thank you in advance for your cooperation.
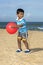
[0,22,43,31]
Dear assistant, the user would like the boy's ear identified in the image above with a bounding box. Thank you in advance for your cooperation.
[16,13,18,16]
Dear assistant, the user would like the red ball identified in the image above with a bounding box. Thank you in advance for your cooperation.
[6,22,18,34]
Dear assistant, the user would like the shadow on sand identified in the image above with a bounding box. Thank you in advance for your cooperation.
[30,48,43,53]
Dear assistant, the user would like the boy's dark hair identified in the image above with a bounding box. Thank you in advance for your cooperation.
[16,8,24,14]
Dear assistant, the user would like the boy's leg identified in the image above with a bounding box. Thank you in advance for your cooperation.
[16,32,22,52]
[17,37,22,50]
[22,32,30,53]
[22,39,29,50]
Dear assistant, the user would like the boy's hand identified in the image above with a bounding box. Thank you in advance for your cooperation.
[11,26,16,28]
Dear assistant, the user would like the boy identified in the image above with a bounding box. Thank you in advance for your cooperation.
[12,8,30,53]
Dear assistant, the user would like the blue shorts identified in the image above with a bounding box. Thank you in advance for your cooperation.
[17,32,28,39]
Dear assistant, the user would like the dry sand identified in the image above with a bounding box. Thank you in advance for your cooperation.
[0,29,43,65]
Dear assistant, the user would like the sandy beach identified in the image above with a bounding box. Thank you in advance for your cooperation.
[0,29,43,65]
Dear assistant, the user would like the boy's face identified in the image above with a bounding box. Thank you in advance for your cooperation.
[17,12,24,19]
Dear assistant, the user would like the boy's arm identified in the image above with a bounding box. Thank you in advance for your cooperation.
[18,24,23,27]
[18,19,26,27]
[11,19,25,28]
[11,24,23,28]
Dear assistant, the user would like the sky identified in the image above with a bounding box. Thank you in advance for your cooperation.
[0,0,43,22]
